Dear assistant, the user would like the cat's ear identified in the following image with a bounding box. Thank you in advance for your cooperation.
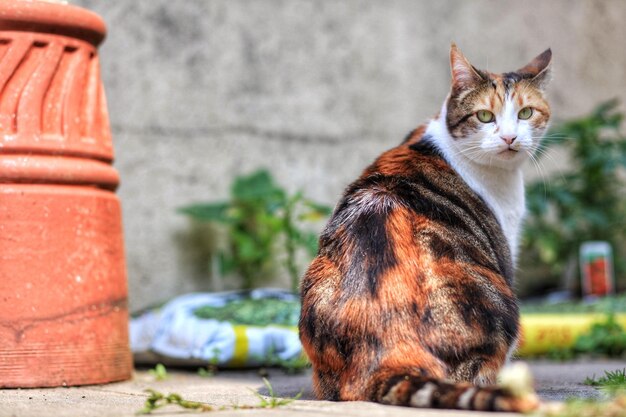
[450,43,484,90]
[517,48,552,89]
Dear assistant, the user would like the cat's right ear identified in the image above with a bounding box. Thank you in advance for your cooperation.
[450,43,483,90]
[517,48,552,90]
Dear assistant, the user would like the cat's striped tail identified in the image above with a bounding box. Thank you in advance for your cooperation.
[375,364,540,413]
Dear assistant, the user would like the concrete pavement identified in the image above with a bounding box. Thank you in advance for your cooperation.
[1,360,625,417]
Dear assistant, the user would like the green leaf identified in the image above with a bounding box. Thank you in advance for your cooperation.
[218,252,236,275]
[176,168,332,291]
[148,363,168,381]
[232,169,285,202]
[232,232,261,261]
[295,231,319,257]
[178,202,231,222]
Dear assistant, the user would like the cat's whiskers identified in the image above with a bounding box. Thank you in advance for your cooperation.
[533,136,572,164]
[532,133,573,144]
[459,144,490,164]
[532,146,567,184]
[465,150,493,166]
[527,149,549,197]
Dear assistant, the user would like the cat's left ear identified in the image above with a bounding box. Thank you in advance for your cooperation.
[450,43,484,90]
[516,48,552,89]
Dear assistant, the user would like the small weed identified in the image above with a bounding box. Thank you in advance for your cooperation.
[137,379,302,414]
[584,369,626,395]
[250,377,302,408]
[198,348,220,377]
[137,389,213,414]
[540,394,626,417]
[148,363,168,381]
[197,365,219,378]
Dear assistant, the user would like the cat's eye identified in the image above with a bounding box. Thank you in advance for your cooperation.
[476,110,495,123]
[518,107,533,120]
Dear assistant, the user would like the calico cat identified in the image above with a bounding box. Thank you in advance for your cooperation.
[299,44,551,412]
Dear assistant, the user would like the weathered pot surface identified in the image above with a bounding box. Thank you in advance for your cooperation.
[0,0,132,388]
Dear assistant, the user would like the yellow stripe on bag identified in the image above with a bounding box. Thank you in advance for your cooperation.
[517,313,626,357]
[229,325,249,367]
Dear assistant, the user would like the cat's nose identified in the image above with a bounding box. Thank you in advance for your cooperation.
[500,134,517,145]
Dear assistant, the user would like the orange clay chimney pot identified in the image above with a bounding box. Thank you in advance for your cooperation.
[0,0,132,387]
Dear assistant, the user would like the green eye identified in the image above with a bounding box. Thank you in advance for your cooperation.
[476,110,495,123]
[518,107,533,120]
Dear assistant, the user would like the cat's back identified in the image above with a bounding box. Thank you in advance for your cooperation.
[315,126,513,288]
[300,126,519,402]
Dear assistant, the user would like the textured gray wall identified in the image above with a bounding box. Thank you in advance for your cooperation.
[74,0,626,310]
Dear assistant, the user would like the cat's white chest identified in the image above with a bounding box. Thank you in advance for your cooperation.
[473,177,526,263]
[426,117,526,263]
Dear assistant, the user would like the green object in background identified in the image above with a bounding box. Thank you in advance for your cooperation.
[193,298,300,327]
[584,369,626,395]
[148,363,169,381]
[518,313,626,358]
[521,99,626,296]
[572,314,626,358]
[131,290,304,370]
[521,293,626,314]
[179,169,331,292]
[519,295,626,358]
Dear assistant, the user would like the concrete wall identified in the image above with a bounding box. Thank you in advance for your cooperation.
[74,0,626,310]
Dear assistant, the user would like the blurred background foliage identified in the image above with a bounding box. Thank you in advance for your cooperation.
[519,99,626,298]
[179,169,331,292]
[179,101,626,299]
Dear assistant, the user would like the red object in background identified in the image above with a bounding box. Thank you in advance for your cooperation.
[586,258,608,295]
[0,1,132,387]
[580,241,614,298]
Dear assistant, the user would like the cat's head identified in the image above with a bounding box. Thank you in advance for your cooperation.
[445,44,551,169]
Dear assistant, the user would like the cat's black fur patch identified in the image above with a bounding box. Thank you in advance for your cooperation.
[408,134,441,157]
[342,206,397,297]
[446,112,475,132]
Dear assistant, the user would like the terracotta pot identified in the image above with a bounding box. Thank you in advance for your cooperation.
[0,1,132,387]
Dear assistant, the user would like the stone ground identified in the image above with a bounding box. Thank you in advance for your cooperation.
[1,361,625,417]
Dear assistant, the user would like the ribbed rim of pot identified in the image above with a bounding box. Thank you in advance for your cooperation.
[0,0,106,46]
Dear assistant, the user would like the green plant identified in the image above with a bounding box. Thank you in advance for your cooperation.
[137,389,213,414]
[521,99,626,294]
[197,348,221,377]
[250,377,302,408]
[584,369,626,395]
[137,379,302,414]
[546,314,626,359]
[179,169,331,292]
[148,363,168,381]
[550,370,626,417]
[540,395,626,417]
[572,315,626,357]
